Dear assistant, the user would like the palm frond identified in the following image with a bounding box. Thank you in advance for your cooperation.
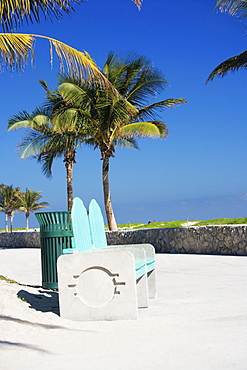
[137,98,187,120]
[131,0,143,10]
[33,114,51,126]
[103,51,126,85]
[18,130,51,158]
[121,121,168,139]
[0,33,33,71]
[37,201,50,207]
[39,79,49,92]
[114,137,140,149]
[8,110,32,130]
[206,49,247,82]
[104,52,168,106]
[214,0,247,19]
[58,76,104,111]
[150,98,187,108]
[104,98,137,140]
[52,108,83,132]
[58,81,88,106]
[0,0,84,32]
[8,109,51,131]
[151,120,169,138]
[0,0,142,32]
[38,151,58,177]
[126,70,168,106]
[0,33,110,85]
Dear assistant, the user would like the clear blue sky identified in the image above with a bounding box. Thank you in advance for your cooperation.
[1,0,247,228]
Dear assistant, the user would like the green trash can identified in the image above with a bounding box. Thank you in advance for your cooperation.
[35,211,73,289]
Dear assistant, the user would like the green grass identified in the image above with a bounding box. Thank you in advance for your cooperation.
[136,221,186,229]
[0,228,26,233]
[1,217,247,233]
[117,223,145,230]
[0,275,19,284]
[117,217,247,230]
[195,217,247,226]
[117,220,187,229]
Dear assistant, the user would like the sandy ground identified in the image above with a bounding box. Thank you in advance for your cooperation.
[1,248,247,369]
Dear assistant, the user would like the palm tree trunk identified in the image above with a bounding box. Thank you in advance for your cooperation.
[64,149,75,212]
[26,214,29,232]
[5,213,8,232]
[65,160,73,211]
[10,213,14,232]
[102,157,118,231]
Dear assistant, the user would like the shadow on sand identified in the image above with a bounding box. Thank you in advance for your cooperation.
[0,339,51,353]
[17,289,59,315]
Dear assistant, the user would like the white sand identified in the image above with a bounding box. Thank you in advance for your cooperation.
[1,249,247,369]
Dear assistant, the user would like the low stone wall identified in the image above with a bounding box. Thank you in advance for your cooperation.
[1,226,247,256]
[0,232,40,248]
[106,225,247,256]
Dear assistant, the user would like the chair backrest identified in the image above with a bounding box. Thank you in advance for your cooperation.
[88,199,108,249]
[71,197,93,252]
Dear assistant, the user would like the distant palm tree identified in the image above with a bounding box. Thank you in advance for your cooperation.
[57,53,187,230]
[0,184,21,232]
[207,0,247,81]
[17,189,49,231]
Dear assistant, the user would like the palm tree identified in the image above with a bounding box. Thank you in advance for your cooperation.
[57,53,187,230]
[0,1,142,79]
[7,86,90,211]
[0,184,21,232]
[207,0,247,81]
[17,189,49,231]
[8,52,186,230]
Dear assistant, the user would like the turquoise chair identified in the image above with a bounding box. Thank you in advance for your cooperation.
[88,199,156,299]
[65,197,149,308]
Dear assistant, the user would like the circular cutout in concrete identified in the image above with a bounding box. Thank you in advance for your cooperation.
[75,267,115,307]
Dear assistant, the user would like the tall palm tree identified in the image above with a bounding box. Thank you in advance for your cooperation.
[17,189,49,231]
[0,1,142,79]
[0,184,21,232]
[207,0,247,81]
[7,84,90,211]
[57,53,187,230]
